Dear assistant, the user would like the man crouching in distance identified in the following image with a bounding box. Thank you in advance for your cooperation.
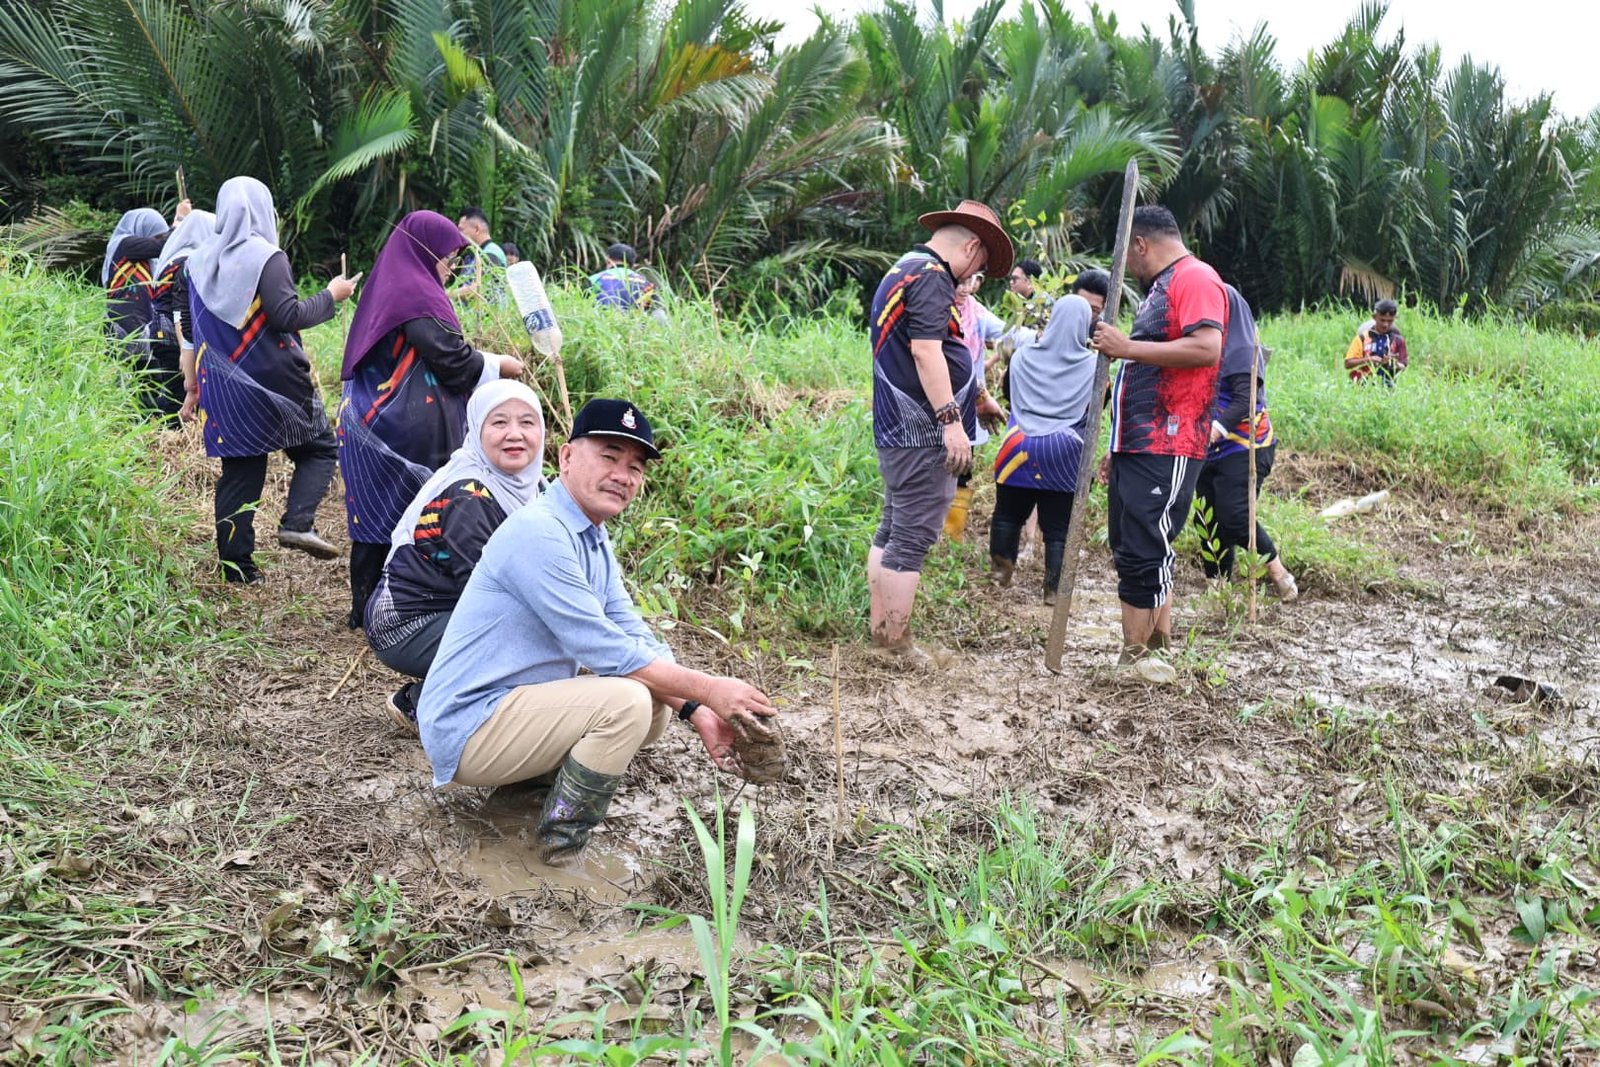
[416,398,779,865]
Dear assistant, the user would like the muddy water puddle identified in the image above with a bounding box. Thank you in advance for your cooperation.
[402,786,669,905]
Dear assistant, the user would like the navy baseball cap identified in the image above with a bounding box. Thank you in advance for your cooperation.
[569,398,661,460]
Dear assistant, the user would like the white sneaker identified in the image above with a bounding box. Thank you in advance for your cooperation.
[1115,654,1178,686]
[277,528,340,559]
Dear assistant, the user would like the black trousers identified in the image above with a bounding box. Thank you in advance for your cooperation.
[372,610,452,681]
[348,542,390,629]
[1107,453,1201,609]
[1193,445,1278,578]
[989,484,1074,558]
[989,483,1075,593]
[215,430,338,578]
[138,341,186,424]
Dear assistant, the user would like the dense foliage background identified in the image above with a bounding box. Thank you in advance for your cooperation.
[3,0,1599,321]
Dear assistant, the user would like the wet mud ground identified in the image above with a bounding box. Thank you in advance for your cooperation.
[13,437,1600,1063]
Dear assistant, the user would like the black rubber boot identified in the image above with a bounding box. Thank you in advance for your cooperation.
[988,520,1023,586]
[535,756,622,866]
[1042,540,1066,606]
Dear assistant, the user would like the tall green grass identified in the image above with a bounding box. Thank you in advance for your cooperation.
[1264,307,1600,511]
[0,253,212,710]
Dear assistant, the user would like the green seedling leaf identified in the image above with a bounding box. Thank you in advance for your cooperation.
[1514,895,1548,946]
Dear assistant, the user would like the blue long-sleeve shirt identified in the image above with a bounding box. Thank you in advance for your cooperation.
[417,479,674,786]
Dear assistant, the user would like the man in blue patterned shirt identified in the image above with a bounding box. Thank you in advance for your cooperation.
[867,200,1013,665]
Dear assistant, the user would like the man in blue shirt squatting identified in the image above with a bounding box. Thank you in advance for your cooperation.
[416,399,779,866]
[868,199,1013,666]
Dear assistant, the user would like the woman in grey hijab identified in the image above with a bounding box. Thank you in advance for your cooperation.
[186,176,362,584]
[988,291,1099,604]
[136,208,214,423]
[104,202,188,352]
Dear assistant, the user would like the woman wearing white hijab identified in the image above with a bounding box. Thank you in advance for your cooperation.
[186,176,361,584]
[989,292,1099,604]
[366,379,546,731]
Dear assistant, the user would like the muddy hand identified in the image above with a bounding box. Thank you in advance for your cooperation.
[942,422,972,476]
[728,714,787,785]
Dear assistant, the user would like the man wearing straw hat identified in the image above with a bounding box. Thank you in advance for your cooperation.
[867,199,1014,665]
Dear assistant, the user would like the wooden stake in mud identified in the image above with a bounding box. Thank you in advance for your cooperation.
[1247,341,1261,624]
[325,647,367,700]
[1045,159,1140,673]
[831,644,844,825]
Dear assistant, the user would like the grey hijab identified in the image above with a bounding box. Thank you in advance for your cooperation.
[387,379,548,562]
[1008,293,1098,437]
[152,209,217,278]
[186,176,281,329]
[101,208,167,286]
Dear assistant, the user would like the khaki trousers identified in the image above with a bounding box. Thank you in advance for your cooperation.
[454,675,671,786]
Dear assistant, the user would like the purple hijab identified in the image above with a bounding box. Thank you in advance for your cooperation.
[341,210,467,379]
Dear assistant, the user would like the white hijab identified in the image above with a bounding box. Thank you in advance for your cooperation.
[387,379,548,562]
[1008,294,1098,437]
[153,209,217,278]
[186,176,281,329]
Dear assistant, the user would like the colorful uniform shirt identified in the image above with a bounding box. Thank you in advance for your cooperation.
[870,246,976,448]
[992,416,1086,494]
[1207,284,1274,461]
[589,266,659,311]
[1344,322,1408,383]
[146,256,191,353]
[105,234,165,346]
[1109,254,1227,460]
[365,478,509,649]
[337,318,496,544]
[456,240,507,302]
[191,251,336,457]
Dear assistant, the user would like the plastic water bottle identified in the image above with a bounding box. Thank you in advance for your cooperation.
[506,262,563,358]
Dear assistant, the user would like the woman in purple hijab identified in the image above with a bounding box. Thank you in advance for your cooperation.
[337,210,524,628]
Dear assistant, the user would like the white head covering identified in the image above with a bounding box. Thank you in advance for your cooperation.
[101,208,167,286]
[1008,293,1098,437]
[387,380,548,561]
[186,176,281,329]
[152,209,217,278]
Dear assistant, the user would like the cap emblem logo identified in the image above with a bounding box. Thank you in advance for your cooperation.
[621,408,637,429]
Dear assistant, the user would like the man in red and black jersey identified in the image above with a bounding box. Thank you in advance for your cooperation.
[1091,205,1226,672]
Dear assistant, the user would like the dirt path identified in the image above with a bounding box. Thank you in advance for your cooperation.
[77,444,1600,1062]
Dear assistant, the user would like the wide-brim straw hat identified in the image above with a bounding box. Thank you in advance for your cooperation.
[917,199,1015,279]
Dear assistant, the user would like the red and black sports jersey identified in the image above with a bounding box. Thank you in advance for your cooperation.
[1109,255,1226,459]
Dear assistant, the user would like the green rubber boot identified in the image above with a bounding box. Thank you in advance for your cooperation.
[535,756,622,866]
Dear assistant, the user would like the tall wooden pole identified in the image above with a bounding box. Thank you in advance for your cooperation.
[1045,159,1140,673]
[1247,341,1260,624]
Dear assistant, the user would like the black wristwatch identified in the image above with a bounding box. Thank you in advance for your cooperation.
[933,400,961,425]
[677,699,702,722]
